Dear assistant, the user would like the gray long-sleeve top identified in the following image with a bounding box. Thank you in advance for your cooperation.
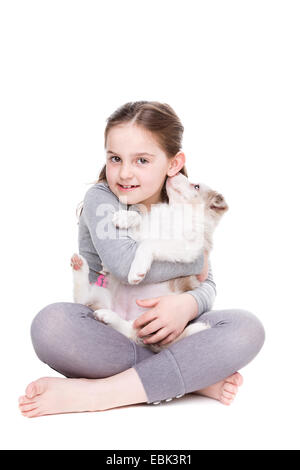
[78,181,216,318]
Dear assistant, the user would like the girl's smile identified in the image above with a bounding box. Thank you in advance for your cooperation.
[117,183,140,191]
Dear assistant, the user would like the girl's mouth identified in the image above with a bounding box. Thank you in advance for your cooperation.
[117,183,140,191]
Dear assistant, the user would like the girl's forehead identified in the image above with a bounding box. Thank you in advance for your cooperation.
[107,124,156,144]
[106,129,162,156]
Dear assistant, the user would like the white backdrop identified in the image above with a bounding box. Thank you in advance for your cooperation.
[1,0,299,450]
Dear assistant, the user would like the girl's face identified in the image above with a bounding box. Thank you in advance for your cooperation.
[105,123,183,210]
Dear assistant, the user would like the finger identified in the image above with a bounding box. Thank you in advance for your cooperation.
[159,332,176,345]
[133,311,157,329]
[138,319,162,338]
[136,297,160,307]
[144,327,171,344]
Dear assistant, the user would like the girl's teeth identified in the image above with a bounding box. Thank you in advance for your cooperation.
[120,185,138,188]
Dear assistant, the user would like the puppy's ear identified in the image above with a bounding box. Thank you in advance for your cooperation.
[210,193,228,212]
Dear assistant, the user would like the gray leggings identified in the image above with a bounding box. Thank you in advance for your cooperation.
[30,302,265,404]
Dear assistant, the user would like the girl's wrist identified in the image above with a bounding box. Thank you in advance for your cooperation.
[179,293,199,322]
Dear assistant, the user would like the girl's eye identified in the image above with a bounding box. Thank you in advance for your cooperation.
[137,157,148,164]
[194,184,200,190]
[109,156,121,163]
[109,156,148,164]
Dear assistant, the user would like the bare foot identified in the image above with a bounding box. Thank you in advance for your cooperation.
[18,377,109,418]
[192,372,243,406]
[19,368,148,418]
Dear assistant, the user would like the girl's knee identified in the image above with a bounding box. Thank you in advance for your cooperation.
[30,302,135,378]
[231,308,266,360]
[204,308,265,365]
[31,302,68,339]
[30,302,79,359]
[239,309,265,340]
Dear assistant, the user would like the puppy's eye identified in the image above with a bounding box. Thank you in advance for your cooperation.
[194,184,200,190]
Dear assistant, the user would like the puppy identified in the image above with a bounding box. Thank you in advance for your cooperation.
[71,173,228,352]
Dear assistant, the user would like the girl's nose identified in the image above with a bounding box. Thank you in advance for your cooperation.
[119,164,133,179]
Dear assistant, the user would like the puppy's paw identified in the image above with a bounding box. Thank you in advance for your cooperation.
[128,256,151,285]
[131,332,145,347]
[70,253,88,272]
[94,309,116,325]
[128,269,146,285]
[112,210,141,229]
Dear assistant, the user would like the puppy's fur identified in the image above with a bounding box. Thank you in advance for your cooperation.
[71,173,228,352]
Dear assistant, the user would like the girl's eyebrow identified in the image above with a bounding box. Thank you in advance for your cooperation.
[106,150,155,157]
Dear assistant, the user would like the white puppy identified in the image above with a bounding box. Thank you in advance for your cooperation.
[71,173,228,352]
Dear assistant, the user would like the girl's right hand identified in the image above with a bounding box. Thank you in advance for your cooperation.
[196,250,209,282]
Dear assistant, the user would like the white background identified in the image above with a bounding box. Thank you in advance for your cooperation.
[1,0,299,450]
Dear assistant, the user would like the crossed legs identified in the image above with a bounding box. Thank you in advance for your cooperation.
[18,302,265,417]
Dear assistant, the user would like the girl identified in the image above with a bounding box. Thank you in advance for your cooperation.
[19,101,265,417]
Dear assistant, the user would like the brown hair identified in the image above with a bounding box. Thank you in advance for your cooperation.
[76,101,188,220]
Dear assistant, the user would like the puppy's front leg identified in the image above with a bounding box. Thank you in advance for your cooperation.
[94,309,142,343]
[70,253,91,304]
[127,237,199,285]
[128,241,153,285]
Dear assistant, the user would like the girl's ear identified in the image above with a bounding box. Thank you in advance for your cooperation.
[167,152,186,176]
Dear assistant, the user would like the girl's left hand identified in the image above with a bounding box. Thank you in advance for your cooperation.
[133,295,192,346]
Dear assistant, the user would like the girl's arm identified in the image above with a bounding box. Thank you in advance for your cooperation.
[81,183,205,284]
[184,259,216,320]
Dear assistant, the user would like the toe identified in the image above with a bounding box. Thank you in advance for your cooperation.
[222,389,236,400]
[238,373,244,386]
[25,377,46,399]
[18,395,28,404]
[223,383,238,394]
[21,408,41,418]
[19,395,36,405]
[220,395,233,406]
[19,402,38,413]
[225,372,243,387]
[25,382,38,399]
[232,372,243,386]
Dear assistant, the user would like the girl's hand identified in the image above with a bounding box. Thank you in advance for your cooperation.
[133,294,197,346]
[196,250,209,282]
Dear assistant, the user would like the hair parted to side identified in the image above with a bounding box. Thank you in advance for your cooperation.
[76,101,188,220]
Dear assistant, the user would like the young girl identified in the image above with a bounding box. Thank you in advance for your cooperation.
[19,101,265,417]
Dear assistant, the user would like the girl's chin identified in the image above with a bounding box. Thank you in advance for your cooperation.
[118,193,139,203]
